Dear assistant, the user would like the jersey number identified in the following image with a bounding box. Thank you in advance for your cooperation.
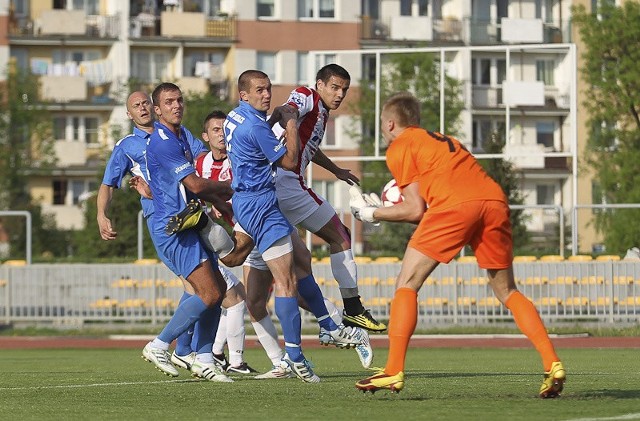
[428,131,455,152]
[223,120,237,153]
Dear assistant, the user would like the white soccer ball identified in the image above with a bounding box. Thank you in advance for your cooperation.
[381,179,404,207]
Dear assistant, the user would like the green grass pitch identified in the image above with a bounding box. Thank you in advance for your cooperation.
[1,346,639,420]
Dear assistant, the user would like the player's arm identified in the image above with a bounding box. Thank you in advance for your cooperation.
[129,175,152,199]
[276,117,300,171]
[371,182,425,223]
[312,149,359,185]
[96,184,117,240]
[181,174,234,217]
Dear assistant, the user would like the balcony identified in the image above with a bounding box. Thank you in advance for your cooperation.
[467,18,571,45]
[9,10,119,40]
[129,11,236,41]
[35,60,113,104]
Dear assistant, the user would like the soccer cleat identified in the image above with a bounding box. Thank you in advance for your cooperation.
[280,354,320,383]
[539,361,566,398]
[164,199,204,235]
[354,330,374,369]
[142,342,179,377]
[319,324,367,350]
[213,353,230,371]
[355,370,404,394]
[170,351,195,371]
[254,365,292,380]
[342,309,387,333]
[190,361,234,383]
[226,362,258,375]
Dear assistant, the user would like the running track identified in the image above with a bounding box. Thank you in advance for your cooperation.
[1,335,639,350]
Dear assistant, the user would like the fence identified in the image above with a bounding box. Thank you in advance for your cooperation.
[2,260,640,327]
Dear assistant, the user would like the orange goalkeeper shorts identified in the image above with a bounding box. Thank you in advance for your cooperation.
[408,200,513,269]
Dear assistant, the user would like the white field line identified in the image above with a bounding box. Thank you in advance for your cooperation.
[0,378,197,391]
[564,414,640,421]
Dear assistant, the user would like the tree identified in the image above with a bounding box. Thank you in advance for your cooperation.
[350,52,464,256]
[477,132,530,251]
[572,3,640,253]
[0,66,69,260]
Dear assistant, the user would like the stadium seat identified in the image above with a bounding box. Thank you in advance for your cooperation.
[590,297,618,307]
[580,276,604,285]
[564,296,589,307]
[0,279,7,287]
[119,299,149,309]
[167,278,183,287]
[365,297,391,308]
[540,255,564,262]
[155,298,176,309]
[613,276,634,285]
[2,259,26,266]
[134,258,159,265]
[360,276,380,286]
[467,277,488,285]
[477,296,501,307]
[551,276,577,285]
[534,297,562,306]
[457,255,477,263]
[596,255,621,261]
[623,296,640,306]
[513,255,537,263]
[90,298,119,309]
[568,255,593,262]
[524,276,548,285]
[374,256,400,263]
[384,277,396,286]
[457,297,477,306]
[354,256,373,263]
[420,297,449,307]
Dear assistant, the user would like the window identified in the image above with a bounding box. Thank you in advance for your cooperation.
[536,121,555,149]
[257,52,276,82]
[472,118,505,151]
[297,52,309,84]
[536,60,555,85]
[53,180,67,205]
[315,53,336,70]
[186,0,221,15]
[323,119,336,147]
[536,184,554,205]
[257,0,275,17]
[131,51,170,83]
[400,0,429,16]
[472,57,505,86]
[53,116,100,144]
[298,0,335,18]
[72,0,99,14]
[311,180,336,204]
[183,51,224,77]
[10,49,28,71]
[13,0,29,16]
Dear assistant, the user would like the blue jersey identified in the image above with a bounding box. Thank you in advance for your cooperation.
[145,121,207,225]
[102,127,154,217]
[224,101,286,194]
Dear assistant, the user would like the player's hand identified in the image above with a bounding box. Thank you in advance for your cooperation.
[334,168,360,186]
[349,186,379,225]
[268,105,298,128]
[98,215,117,241]
[129,176,152,199]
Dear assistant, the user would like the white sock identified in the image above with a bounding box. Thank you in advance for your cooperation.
[225,301,247,367]
[251,315,283,366]
[195,352,214,364]
[151,338,170,350]
[330,250,359,297]
[212,307,228,356]
[323,298,343,326]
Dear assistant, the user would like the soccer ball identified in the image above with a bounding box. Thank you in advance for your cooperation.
[381,179,404,207]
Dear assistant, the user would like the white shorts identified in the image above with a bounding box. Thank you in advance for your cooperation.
[276,170,336,232]
[219,266,240,291]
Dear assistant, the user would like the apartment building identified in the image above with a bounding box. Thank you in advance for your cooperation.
[0,0,599,253]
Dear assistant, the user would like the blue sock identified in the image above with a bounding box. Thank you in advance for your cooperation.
[158,294,208,343]
[193,305,221,355]
[298,274,338,331]
[175,292,195,356]
[275,296,303,362]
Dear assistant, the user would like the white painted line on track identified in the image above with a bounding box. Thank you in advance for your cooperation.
[564,413,640,421]
[0,379,198,391]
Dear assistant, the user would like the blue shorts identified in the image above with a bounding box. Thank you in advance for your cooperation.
[149,215,218,278]
[232,190,293,255]
[146,216,178,275]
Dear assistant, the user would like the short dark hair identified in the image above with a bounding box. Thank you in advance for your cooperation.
[315,64,350,85]
[203,110,227,132]
[151,82,181,105]
[383,92,421,127]
[237,70,269,93]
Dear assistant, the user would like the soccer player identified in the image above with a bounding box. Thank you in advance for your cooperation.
[272,64,386,333]
[351,92,566,397]
[143,82,234,382]
[224,70,369,382]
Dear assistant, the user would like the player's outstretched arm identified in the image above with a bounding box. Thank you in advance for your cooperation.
[312,149,359,185]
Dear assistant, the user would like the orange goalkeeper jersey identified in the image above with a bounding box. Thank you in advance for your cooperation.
[386,127,506,210]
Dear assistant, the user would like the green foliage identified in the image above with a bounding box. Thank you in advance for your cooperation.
[477,131,530,250]
[572,3,640,253]
[350,52,464,255]
[181,91,233,139]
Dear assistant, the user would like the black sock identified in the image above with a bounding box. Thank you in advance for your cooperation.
[343,296,365,316]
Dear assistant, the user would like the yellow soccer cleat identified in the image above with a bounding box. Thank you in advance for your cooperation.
[539,361,566,398]
[342,309,387,333]
[356,370,404,394]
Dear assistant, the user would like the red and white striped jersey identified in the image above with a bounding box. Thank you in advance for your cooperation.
[195,151,232,182]
[279,86,329,176]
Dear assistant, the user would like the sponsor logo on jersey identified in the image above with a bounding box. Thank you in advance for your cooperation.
[174,162,191,174]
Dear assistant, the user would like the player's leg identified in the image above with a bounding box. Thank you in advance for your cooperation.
[306,210,386,332]
[170,278,197,370]
[219,224,255,267]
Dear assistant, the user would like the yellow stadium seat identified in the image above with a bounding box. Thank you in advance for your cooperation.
[613,276,634,285]
[540,255,564,262]
[354,256,373,263]
[155,298,176,308]
[580,276,604,285]
[366,297,391,307]
[421,297,449,306]
[119,299,148,309]
[624,296,640,306]
[595,255,621,261]
[135,258,159,265]
[360,277,380,286]
[534,297,562,306]
[477,296,501,307]
[468,277,488,285]
[319,256,331,263]
[3,259,26,266]
[551,276,577,285]
[564,296,589,307]
[457,255,477,263]
[90,298,119,309]
[457,297,477,306]
[568,254,593,262]
[384,277,396,286]
[0,279,7,287]
[513,255,537,263]
[524,277,548,285]
[590,297,618,307]
[168,278,183,287]
[425,277,436,285]
[375,256,400,263]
